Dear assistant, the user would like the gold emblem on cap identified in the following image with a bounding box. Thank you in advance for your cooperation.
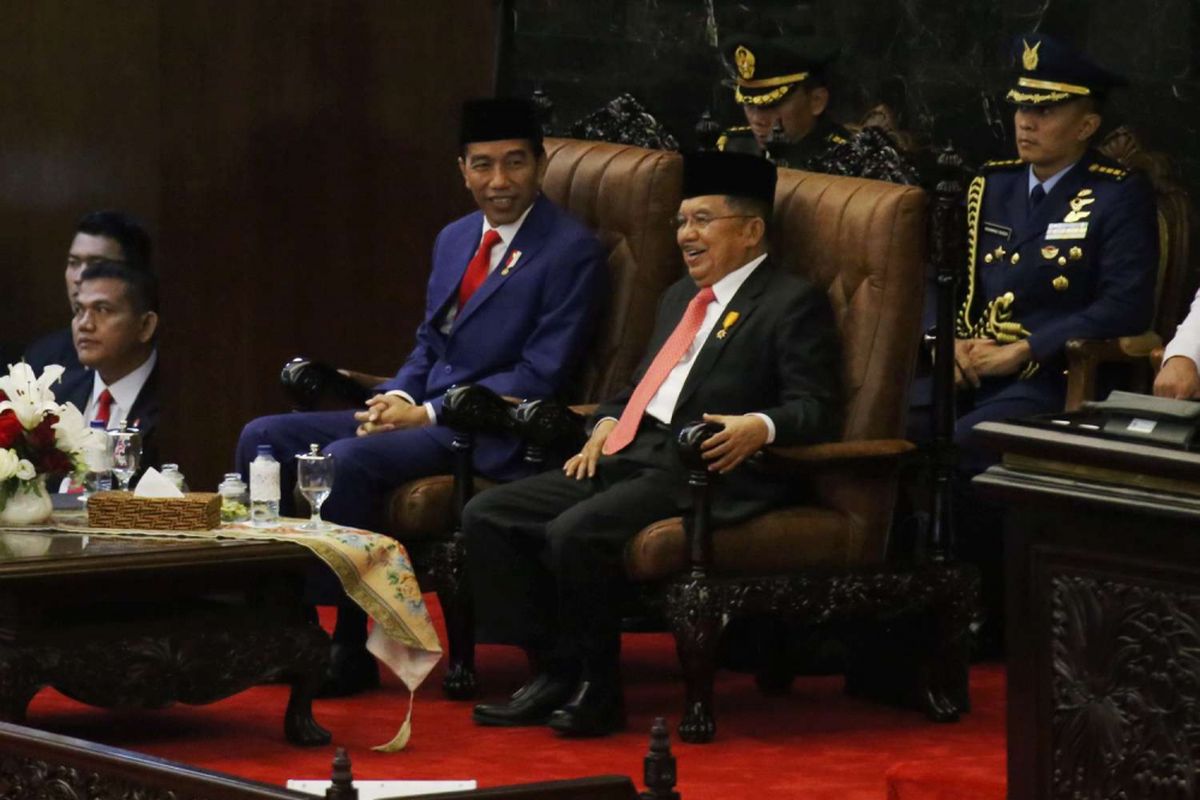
[1069,246,1083,261]
[1041,246,1059,260]
[1052,275,1069,291]
[1022,39,1041,71]
[735,46,756,80]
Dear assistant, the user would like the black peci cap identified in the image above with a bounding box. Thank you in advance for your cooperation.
[682,151,777,207]
[459,97,543,148]
[719,33,838,107]
[1004,33,1125,106]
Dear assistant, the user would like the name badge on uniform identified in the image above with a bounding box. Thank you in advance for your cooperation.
[983,222,1013,239]
[1045,222,1089,240]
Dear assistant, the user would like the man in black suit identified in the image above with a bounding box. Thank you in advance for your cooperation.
[463,151,842,737]
[24,211,153,385]
[57,261,160,465]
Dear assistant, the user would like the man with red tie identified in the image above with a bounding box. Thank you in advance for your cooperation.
[235,97,607,695]
[56,260,161,462]
[464,151,841,737]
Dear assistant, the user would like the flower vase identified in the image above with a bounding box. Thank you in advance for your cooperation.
[0,476,54,526]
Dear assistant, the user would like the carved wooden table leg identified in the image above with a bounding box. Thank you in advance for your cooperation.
[430,537,476,700]
[666,578,725,744]
[0,647,41,724]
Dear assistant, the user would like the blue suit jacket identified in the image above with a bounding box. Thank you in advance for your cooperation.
[381,193,607,476]
[956,150,1158,404]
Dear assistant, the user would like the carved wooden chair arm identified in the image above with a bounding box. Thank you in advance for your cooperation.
[513,398,589,451]
[765,439,916,468]
[1064,332,1163,411]
[279,356,374,410]
[340,368,392,390]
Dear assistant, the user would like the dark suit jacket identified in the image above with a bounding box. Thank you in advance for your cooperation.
[381,193,607,479]
[595,260,841,521]
[24,327,84,383]
[56,364,162,469]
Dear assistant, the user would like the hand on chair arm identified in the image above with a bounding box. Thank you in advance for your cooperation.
[1154,356,1200,399]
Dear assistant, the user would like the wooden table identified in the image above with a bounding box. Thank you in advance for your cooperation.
[0,527,331,746]
[972,421,1200,800]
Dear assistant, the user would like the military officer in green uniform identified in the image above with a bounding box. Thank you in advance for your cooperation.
[716,33,918,185]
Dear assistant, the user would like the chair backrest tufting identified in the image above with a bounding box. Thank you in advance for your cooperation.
[541,138,684,403]
[770,168,928,442]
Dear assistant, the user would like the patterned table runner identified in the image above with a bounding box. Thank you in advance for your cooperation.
[0,516,442,751]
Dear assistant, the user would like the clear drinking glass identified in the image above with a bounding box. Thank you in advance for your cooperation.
[108,427,143,492]
[296,444,334,530]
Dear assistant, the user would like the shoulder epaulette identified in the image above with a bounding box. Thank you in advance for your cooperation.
[1088,162,1129,181]
[981,158,1024,172]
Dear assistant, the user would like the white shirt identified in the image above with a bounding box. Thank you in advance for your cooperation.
[1027,161,1076,200]
[392,200,537,422]
[631,253,777,442]
[85,349,157,430]
[1163,289,1200,366]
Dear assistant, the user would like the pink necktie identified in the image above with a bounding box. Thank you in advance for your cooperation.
[457,229,503,310]
[603,287,716,455]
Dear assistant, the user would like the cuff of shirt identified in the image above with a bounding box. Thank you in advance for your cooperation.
[1162,339,1199,368]
[386,389,437,424]
[749,412,776,444]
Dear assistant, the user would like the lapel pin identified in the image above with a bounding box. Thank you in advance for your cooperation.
[500,250,522,276]
[716,310,740,339]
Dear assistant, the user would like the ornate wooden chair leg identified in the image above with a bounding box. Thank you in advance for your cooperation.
[433,431,478,700]
[667,576,724,744]
[669,422,726,744]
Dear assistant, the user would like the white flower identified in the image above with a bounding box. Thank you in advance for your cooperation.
[0,449,17,481]
[0,362,64,429]
[14,459,35,481]
[53,402,93,454]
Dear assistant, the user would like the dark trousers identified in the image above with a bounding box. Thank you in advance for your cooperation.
[236,410,457,645]
[463,426,684,670]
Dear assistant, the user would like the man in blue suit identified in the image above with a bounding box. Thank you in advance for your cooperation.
[235,97,607,694]
[953,33,1157,468]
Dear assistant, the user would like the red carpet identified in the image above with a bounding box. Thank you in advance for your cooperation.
[25,598,1006,799]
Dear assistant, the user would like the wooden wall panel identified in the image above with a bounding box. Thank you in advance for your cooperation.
[0,1,495,489]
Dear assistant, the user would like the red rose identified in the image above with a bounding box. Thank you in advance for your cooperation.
[36,447,72,475]
[0,411,21,449]
[27,414,59,450]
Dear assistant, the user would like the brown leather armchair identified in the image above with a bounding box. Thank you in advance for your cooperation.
[501,164,976,743]
[1063,126,1195,409]
[383,139,685,698]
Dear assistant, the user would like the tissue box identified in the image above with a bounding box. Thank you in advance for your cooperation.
[87,491,222,531]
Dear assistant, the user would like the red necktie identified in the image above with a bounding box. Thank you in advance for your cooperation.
[457,229,503,310]
[603,287,716,455]
[94,388,114,427]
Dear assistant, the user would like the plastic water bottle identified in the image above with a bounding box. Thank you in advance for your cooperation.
[249,445,280,527]
[83,420,112,496]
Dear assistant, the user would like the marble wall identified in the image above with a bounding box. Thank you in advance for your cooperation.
[505,0,1199,189]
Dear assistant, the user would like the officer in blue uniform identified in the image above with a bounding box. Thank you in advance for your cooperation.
[716,33,918,185]
[953,33,1158,467]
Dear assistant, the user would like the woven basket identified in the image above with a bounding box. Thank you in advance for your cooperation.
[87,491,222,531]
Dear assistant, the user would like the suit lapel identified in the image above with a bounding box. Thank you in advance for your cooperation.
[58,370,94,414]
[433,215,487,315]
[126,365,159,431]
[452,195,550,330]
[673,260,772,414]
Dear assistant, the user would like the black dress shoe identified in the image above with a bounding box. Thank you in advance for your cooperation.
[547,680,625,737]
[315,644,381,698]
[472,671,578,727]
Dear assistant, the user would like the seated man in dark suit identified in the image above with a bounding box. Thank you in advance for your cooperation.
[235,98,608,695]
[58,261,160,460]
[25,211,153,386]
[463,151,842,737]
